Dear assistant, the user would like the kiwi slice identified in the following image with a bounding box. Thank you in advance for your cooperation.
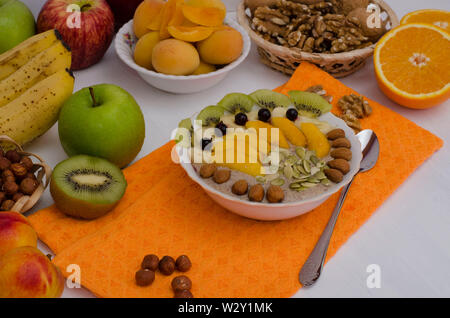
[175,118,193,146]
[288,90,332,118]
[196,105,224,127]
[218,93,254,114]
[249,89,291,110]
[50,155,127,220]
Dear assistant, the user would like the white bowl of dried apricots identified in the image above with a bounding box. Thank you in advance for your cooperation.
[175,89,362,221]
[115,0,251,94]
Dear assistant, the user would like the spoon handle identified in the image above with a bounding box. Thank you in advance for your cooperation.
[299,177,355,287]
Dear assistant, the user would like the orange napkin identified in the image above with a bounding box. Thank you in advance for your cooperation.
[28,141,177,254]
[32,62,442,297]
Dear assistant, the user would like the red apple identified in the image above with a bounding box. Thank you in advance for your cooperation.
[106,0,143,32]
[37,0,114,70]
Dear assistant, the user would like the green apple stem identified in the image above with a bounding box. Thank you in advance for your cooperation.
[89,87,99,107]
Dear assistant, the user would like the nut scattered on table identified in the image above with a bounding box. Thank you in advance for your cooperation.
[174,289,194,298]
[135,269,155,287]
[176,255,192,272]
[141,254,159,271]
[171,275,192,292]
[159,256,176,276]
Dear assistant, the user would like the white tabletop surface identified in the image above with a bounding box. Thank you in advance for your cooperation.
[21,0,450,298]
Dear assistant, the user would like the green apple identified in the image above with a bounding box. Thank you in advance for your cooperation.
[0,0,36,54]
[58,84,146,168]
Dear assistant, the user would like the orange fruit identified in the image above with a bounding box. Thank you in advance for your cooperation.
[374,23,450,109]
[401,9,450,31]
[167,25,214,42]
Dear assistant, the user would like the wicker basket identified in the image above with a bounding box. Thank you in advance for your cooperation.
[237,0,399,78]
[0,135,52,214]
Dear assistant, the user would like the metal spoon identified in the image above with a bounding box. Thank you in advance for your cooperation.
[299,129,380,287]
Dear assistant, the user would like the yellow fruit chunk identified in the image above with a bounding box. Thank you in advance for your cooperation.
[159,0,178,39]
[191,61,216,75]
[186,0,226,12]
[197,27,243,64]
[182,5,225,27]
[218,162,264,177]
[152,39,200,75]
[300,123,330,158]
[167,25,214,42]
[401,9,450,31]
[133,0,165,38]
[245,120,290,149]
[169,0,186,26]
[374,23,450,109]
[133,31,160,70]
[271,117,307,147]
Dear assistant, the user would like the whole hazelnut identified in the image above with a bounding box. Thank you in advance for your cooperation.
[2,170,14,180]
[0,157,11,170]
[199,164,216,178]
[135,269,155,286]
[5,150,21,163]
[0,192,5,203]
[159,256,176,275]
[20,157,34,171]
[248,184,264,202]
[232,179,248,195]
[12,192,24,202]
[213,169,231,184]
[3,181,19,196]
[174,290,193,298]
[266,185,285,203]
[176,255,192,272]
[10,163,27,178]
[25,172,37,180]
[141,254,159,271]
[171,275,192,291]
[20,178,38,195]
[0,200,15,211]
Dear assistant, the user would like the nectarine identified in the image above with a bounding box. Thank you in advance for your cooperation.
[0,212,37,258]
[0,246,64,298]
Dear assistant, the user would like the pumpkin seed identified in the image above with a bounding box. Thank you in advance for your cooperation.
[303,160,311,174]
[307,177,320,183]
[284,165,294,179]
[285,155,298,165]
[289,182,302,189]
[314,171,326,180]
[295,147,306,159]
[256,176,266,184]
[310,166,320,175]
[310,155,319,165]
[301,182,317,188]
[271,178,285,186]
[294,186,307,192]
[295,163,307,175]
[321,178,331,186]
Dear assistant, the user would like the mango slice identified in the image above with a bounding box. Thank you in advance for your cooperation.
[300,123,331,158]
[271,117,307,147]
[245,120,290,149]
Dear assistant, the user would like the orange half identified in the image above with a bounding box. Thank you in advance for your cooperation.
[401,9,450,32]
[374,23,450,109]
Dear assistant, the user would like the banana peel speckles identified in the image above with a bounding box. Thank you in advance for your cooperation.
[0,69,74,146]
[0,41,71,108]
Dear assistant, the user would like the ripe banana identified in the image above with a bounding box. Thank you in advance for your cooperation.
[0,41,71,108]
[0,69,74,146]
[0,30,61,81]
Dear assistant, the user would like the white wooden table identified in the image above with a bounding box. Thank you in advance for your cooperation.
[21,0,450,298]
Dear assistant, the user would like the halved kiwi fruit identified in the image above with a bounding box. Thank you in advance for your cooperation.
[50,155,127,220]
[249,89,291,110]
[196,105,224,127]
[288,91,332,118]
[218,93,254,114]
[175,118,193,146]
